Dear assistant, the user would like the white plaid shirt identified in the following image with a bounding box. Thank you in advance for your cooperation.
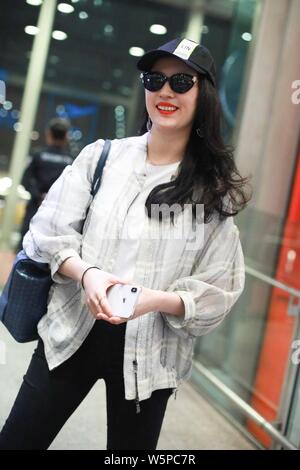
[23,132,245,408]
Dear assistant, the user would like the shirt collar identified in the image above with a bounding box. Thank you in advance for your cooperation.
[133,131,181,181]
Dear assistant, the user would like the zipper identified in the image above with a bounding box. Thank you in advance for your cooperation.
[132,307,142,414]
[132,359,141,413]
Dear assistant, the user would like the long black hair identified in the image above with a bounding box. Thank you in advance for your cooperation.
[138,75,251,224]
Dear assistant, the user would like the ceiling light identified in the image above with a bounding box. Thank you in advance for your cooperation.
[14,122,23,132]
[104,24,114,34]
[56,105,66,115]
[79,11,88,19]
[119,86,131,96]
[3,101,13,110]
[58,3,74,14]
[115,105,125,116]
[49,55,60,64]
[52,30,68,40]
[113,68,123,78]
[241,32,252,41]
[0,177,12,192]
[149,24,167,35]
[72,130,82,141]
[31,130,40,141]
[25,25,39,35]
[129,47,144,57]
[102,81,112,90]
[26,0,42,6]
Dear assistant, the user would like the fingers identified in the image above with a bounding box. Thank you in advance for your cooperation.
[98,295,113,317]
[87,295,127,324]
[86,296,102,318]
[113,276,131,285]
[96,313,127,325]
[86,294,106,316]
[86,276,132,320]
[87,293,114,317]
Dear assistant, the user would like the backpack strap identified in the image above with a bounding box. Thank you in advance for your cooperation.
[91,139,111,198]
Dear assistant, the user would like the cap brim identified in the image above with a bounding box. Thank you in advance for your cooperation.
[137,50,177,71]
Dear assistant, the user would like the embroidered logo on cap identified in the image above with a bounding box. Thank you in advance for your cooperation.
[173,39,198,60]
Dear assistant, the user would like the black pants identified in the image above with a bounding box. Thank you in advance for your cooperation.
[0,320,173,450]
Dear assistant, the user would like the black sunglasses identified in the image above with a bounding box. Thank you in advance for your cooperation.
[140,71,198,94]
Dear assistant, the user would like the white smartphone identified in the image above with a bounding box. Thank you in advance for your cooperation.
[106,284,141,318]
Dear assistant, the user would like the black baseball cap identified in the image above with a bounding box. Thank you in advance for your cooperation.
[137,37,216,87]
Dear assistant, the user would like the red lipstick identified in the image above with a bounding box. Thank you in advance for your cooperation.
[156,101,178,115]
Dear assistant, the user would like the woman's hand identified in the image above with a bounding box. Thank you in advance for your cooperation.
[96,286,159,325]
[130,286,158,320]
[82,268,129,320]
[89,277,185,326]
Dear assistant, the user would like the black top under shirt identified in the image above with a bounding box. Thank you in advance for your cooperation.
[21,145,73,201]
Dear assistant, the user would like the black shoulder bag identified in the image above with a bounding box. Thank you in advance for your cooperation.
[0,140,111,342]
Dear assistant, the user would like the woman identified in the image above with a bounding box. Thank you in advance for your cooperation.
[0,38,249,450]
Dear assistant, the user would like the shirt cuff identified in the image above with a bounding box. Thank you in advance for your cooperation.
[50,248,81,284]
[161,290,195,329]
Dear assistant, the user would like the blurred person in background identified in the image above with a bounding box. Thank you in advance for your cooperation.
[16,117,73,252]
[0,38,250,450]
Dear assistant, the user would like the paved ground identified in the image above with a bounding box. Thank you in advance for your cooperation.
[0,324,255,450]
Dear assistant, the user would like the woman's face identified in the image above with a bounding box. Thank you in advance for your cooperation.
[145,56,199,134]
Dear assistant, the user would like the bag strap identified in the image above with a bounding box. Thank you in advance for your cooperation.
[91,139,111,198]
